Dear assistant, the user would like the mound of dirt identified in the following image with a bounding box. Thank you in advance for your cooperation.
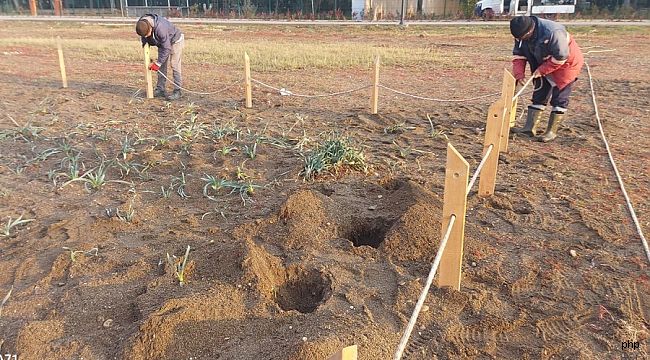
[274,190,337,249]
[380,181,444,262]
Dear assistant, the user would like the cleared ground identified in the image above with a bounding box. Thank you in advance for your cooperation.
[0,21,648,359]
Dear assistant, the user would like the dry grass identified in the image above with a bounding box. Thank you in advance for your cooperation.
[0,36,463,70]
[0,22,642,71]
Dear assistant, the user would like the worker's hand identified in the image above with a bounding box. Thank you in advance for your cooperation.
[515,75,526,86]
[149,62,161,72]
[532,71,542,78]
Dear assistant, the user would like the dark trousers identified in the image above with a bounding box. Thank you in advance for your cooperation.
[532,77,576,113]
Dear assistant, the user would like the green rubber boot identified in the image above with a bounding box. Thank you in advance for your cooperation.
[539,112,566,142]
[513,106,544,137]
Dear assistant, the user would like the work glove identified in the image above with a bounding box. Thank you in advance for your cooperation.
[516,77,526,87]
[149,62,161,72]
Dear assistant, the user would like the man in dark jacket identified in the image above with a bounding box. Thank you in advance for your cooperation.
[510,16,584,142]
[136,14,184,100]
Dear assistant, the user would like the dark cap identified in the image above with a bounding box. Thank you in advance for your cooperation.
[510,16,534,39]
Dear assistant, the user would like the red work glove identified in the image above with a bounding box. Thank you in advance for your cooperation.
[149,62,161,72]
[512,58,526,85]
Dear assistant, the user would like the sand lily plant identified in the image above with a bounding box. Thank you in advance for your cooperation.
[2,214,35,237]
[301,135,367,180]
[167,245,190,286]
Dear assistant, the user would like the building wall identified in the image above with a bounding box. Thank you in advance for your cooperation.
[362,0,459,17]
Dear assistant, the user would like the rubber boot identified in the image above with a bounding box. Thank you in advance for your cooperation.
[167,89,182,101]
[539,111,565,142]
[153,88,166,98]
[513,107,544,137]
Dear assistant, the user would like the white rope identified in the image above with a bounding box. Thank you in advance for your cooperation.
[512,75,535,101]
[251,78,371,98]
[466,144,494,195]
[584,49,616,55]
[585,62,649,263]
[156,70,242,95]
[394,214,457,360]
[379,84,500,103]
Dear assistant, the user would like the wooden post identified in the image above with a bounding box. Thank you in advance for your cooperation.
[499,69,516,153]
[437,143,469,291]
[56,36,68,88]
[509,97,519,129]
[143,44,153,99]
[370,56,380,114]
[328,345,358,360]
[29,0,37,15]
[244,52,252,108]
[478,100,505,197]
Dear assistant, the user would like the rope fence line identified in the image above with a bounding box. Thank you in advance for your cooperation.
[467,144,494,195]
[512,75,535,101]
[393,214,457,360]
[251,78,372,98]
[584,49,617,55]
[156,71,243,95]
[379,84,501,103]
[585,62,649,263]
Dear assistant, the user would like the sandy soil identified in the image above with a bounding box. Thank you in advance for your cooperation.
[0,22,648,360]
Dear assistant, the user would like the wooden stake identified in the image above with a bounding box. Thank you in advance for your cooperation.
[143,44,153,99]
[478,99,505,197]
[509,97,519,129]
[56,36,68,89]
[244,52,252,108]
[499,69,516,153]
[370,56,380,114]
[437,143,469,291]
[29,0,37,16]
[328,345,358,360]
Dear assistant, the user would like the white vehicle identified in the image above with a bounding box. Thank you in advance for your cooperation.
[474,0,576,20]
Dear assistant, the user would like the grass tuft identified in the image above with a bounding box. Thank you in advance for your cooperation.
[300,134,367,180]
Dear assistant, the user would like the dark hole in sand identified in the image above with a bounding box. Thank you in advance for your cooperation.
[343,218,392,248]
[276,268,332,313]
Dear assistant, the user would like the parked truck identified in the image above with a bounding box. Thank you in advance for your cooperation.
[474,0,576,20]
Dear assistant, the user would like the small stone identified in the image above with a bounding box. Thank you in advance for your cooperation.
[350,305,354,310]
[289,326,292,330]
[302,336,307,342]
[326,222,331,226]
[421,305,429,313]
[57,282,66,287]
[102,319,113,328]
[368,205,377,210]
[237,284,242,288]
[377,195,383,199]
[569,249,577,257]
[471,262,477,267]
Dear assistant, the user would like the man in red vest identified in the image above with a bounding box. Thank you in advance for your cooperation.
[510,16,584,142]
